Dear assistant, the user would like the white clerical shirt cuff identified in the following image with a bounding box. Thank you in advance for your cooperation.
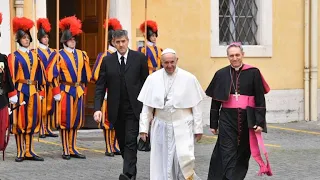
[139,105,154,133]
[139,112,151,133]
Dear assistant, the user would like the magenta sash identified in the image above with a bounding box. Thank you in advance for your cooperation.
[249,130,273,176]
[222,94,273,176]
[222,94,255,109]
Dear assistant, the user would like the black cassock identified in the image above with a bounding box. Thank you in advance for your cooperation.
[205,64,268,180]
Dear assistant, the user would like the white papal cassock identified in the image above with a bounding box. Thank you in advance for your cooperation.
[138,67,206,180]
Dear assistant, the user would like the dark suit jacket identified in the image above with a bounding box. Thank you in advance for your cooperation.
[94,49,148,124]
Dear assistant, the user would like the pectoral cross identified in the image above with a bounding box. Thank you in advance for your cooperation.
[233,92,240,101]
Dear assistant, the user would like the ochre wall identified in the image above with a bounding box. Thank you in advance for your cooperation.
[131,0,311,90]
[21,0,320,90]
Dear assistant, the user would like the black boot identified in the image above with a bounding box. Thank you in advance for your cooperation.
[62,154,71,160]
[70,154,86,159]
[15,157,24,162]
[24,155,44,161]
[105,152,115,157]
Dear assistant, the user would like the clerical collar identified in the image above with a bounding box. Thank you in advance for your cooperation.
[18,46,29,53]
[147,41,155,46]
[108,45,117,53]
[231,63,243,71]
[63,44,75,53]
[39,43,48,50]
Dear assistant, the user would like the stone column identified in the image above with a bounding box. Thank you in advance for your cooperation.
[110,0,132,48]
[14,0,24,17]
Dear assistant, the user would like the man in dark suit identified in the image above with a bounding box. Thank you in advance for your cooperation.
[93,30,148,180]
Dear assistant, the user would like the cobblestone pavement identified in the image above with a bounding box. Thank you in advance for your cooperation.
[1,121,320,180]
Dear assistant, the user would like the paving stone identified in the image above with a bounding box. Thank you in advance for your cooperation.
[1,121,320,180]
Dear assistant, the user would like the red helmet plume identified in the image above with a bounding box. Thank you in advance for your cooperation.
[59,16,82,36]
[12,17,34,43]
[37,18,51,40]
[37,18,51,33]
[139,20,158,34]
[12,17,34,34]
[104,18,122,31]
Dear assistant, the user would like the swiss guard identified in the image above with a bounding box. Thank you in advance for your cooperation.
[36,18,59,138]
[8,17,47,162]
[47,16,92,160]
[137,20,162,74]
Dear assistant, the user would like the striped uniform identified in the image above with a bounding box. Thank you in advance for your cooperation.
[8,49,46,159]
[37,47,59,137]
[138,45,162,74]
[91,50,120,154]
[48,48,91,156]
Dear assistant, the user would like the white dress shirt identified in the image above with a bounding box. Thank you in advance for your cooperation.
[117,48,129,64]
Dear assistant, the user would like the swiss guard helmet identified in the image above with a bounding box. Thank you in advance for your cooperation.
[37,18,51,41]
[139,20,158,42]
[59,16,82,44]
[12,17,34,46]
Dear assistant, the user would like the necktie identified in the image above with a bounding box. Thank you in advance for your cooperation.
[120,56,125,73]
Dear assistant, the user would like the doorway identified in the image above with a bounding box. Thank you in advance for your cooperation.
[46,0,107,128]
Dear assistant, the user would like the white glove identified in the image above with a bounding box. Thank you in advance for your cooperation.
[104,92,108,100]
[54,94,61,101]
[40,96,44,100]
[9,95,18,104]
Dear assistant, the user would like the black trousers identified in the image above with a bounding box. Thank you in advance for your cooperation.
[114,103,139,176]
